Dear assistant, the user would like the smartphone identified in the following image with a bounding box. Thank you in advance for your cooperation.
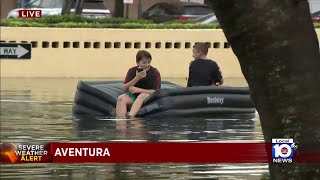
[137,67,144,72]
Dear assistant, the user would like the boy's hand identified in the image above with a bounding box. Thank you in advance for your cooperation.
[218,78,224,85]
[136,70,147,79]
[212,79,223,86]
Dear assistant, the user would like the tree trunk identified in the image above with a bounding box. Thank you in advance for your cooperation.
[75,0,85,15]
[114,0,124,18]
[210,0,320,179]
[61,0,73,15]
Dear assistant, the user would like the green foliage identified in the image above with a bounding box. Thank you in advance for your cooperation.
[0,15,220,29]
[2,15,154,24]
[1,15,318,29]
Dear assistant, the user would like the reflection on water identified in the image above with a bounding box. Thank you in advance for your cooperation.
[0,78,268,180]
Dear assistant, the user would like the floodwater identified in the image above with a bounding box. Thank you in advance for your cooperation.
[0,77,269,180]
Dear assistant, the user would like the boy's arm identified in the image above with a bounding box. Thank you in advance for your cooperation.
[124,77,140,92]
[129,87,155,94]
[211,63,224,85]
[151,69,161,90]
[129,69,161,94]
[187,61,193,87]
[123,68,142,91]
[216,68,224,85]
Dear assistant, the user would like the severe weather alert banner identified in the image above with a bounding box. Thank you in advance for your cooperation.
[1,142,319,163]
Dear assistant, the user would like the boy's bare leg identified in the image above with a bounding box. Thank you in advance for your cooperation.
[128,93,149,117]
[116,94,133,118]
[116,120,127,138]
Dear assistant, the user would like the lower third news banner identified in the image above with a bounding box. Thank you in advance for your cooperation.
[0,142,319,163]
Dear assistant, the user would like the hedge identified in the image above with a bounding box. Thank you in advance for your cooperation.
[0,15,319,29]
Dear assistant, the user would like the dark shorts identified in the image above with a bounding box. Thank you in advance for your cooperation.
[125,91,139,102]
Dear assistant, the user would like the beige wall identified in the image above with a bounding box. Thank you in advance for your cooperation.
[0,0,17,19]
[0,27,239,78]
[1,27,319,78]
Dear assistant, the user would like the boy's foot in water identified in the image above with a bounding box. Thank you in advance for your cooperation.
[126,114,132,119]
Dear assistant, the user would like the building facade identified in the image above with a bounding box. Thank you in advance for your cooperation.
[1,0,319,19]
[1,0,18,19]
[0,0,198,19]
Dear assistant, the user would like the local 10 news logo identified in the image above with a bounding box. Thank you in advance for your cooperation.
[272,138,298,163]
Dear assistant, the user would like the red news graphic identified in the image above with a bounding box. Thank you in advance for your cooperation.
[1,142,319,163]
[0,143,51,163]
[18,10,42,18]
